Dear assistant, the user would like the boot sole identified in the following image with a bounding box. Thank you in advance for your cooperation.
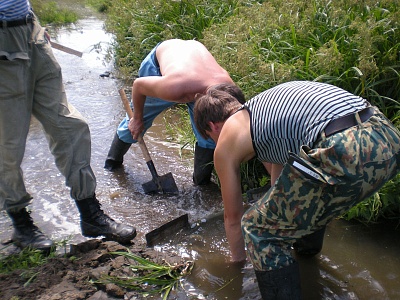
[83,231,137,244]
[81,225,137,244]
[12,241,53,254]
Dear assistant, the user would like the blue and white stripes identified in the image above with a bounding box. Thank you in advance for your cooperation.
[0,0,30,20]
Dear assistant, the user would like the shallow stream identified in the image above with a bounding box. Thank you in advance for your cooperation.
[0,12,399,300]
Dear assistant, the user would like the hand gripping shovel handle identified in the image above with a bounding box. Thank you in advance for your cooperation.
[119,89,160,182]
[119,89,179,194]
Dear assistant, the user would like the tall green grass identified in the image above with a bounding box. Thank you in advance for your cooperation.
[102,0,400,223]
[201,0,400,105]
[103,0,244,79]
[30,0,79,25]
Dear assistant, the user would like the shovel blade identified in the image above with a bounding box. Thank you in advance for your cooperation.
[146,214,189,247]
[142,172,179,195]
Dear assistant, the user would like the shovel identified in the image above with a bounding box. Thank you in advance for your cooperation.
[119,89,179,195]
[145,214,190,247]
[50,41,83,57]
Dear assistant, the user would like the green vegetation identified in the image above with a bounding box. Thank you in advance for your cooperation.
[0,236,74,286]
[86,0,113,13]
[202,0,400,105]
[0,245,57,288]
[96,251,193,299]
[99,0,400,223]
[163,105,195,154]
[30,0,78,25]
[0,246,55,274]
[101,0,242,80]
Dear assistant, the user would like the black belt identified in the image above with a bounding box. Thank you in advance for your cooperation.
[1,14,33,28]
[324,106,375,137]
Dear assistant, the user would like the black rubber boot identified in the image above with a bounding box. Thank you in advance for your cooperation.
[75,196,137,244]
[293,227,326,256]
[7,208,54,252]
[104,133,131,171]
[255,263,302,300]
[193,143,215,185]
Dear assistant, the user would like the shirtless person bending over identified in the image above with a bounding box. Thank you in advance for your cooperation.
[105,39,244,186]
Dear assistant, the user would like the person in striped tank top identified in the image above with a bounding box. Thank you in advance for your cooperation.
[194,81,400,299]
[1,1,137,253]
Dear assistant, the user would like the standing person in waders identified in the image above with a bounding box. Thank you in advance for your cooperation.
[194,81,400,299]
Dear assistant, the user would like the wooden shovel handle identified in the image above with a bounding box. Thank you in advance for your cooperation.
[50,41,83,57]
[118,89,152,163]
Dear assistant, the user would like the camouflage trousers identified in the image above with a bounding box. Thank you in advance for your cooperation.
[241,107,400,271]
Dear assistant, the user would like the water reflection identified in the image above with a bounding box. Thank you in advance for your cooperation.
[0,15,399,300]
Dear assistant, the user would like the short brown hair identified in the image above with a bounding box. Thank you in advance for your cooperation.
[211,83,246,104]
[194,89,243,139]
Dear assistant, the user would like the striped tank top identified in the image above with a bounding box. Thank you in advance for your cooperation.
[243,81,368,164]
[0,0,30,20]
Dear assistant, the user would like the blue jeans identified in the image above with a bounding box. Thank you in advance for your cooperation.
[116,43,215,149]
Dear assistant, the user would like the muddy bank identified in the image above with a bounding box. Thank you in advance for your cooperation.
[0,239,189,300]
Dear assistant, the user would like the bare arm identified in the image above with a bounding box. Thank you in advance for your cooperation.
[128,75,198,139]
[214,148,247,262]
[213,110,255,262]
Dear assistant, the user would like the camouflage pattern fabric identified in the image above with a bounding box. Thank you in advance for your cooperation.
[242,107,400,271]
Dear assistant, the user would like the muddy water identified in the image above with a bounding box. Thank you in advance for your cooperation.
[1,15,399,300]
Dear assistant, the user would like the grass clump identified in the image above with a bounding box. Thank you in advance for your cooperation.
[0,246,56,275]
[30,0,79,25]
[97,251,193,299]
[86,0,113,13]
[0,236,71,281]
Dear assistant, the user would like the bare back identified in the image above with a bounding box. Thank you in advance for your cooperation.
[130,39,234,138]
[156,39,233,99]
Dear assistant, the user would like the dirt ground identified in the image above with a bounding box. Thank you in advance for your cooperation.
[0,239,189,300]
